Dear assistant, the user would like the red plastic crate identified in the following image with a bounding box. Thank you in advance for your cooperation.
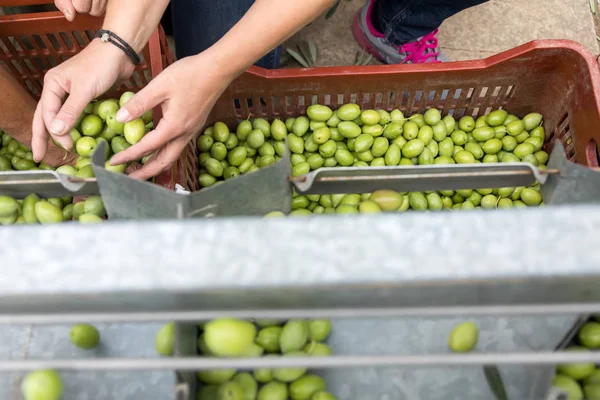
[192,39,600,191]
[0,0,199,190]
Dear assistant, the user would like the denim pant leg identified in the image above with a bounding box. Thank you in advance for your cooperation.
[372,0,489,45]
[170,0,281,69]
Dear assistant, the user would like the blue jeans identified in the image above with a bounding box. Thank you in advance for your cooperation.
[170,0,281,69]
[169,0,487,66]
[371,0,489,45]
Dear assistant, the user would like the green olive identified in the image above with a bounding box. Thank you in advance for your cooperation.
[513,143,535,159]
[417,125,433,145]
[319,140,337,158]
[21,370,63,400]
[454,150,475,164]
[552,375,583,400]
[486,109,507,127]
[520,188,542,206]
[432,122,447,142]
[360,109,380,125]
[247,130,266,149]
[409,192,428,211]
[464,142,484,159]
[458,116,475,132]
[307,104,333,122]
[334,149,354,166]
[523,112,543,130]
[362,124,383,137]
[293,116,310,137]
[424,108,442,125]
[417,147,434,165]
[501,136,517,152]
[402,121,419,140]
[337,121,362,139]
[448,321,479,352]
[313,127,331,145]
[472,127,495,142]
[289,374,327,400]
[237,120,253,141]
[450,130,468,146]
[384,143,401,166]
[258,381,288,400]
[337,103,361,121]
[354,133,374,153]
[70,323,100,349]
[383,122,403,140]
[401,139,425,158]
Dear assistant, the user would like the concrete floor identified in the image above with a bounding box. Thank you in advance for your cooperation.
[284,0,600,66]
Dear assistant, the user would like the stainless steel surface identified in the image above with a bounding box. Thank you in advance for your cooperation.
[0,170,98,198]
[291,163,545,194]
[3,351,600,371]
[91,141,292,219]
[543,144,600,205]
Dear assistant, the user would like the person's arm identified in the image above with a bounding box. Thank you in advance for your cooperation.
[32,0,170,161]
[111,0,336,180]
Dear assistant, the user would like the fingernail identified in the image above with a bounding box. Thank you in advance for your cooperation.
[64,9,72,19]
[116,108,130,123]
[50,119,66,135]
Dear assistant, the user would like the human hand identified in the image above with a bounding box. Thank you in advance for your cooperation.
[32,39,134,162]
[109,54,234,180]
[54,0,107,21]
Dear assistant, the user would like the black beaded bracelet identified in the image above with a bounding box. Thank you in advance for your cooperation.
[96,29,141,66]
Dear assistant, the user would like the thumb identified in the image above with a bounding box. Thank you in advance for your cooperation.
[115,82,163,124]
[54,0,76,21]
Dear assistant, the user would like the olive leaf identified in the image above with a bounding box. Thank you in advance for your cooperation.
[285,40,318,68]
[286,48,310,68]
[483,366,509,400]
[590,0,597,14]
[354,50,374,66]
[325,0,341,19]
[279,50,291,66]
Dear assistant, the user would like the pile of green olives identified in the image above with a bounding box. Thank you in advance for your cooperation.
[155,318,336,400]
[197,104,547,215]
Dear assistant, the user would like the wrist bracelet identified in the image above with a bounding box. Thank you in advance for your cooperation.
[96,29,141,66]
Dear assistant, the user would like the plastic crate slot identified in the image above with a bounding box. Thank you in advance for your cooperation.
[71,31,87,48]
[9,59,24,75]
[271,95,281,115]
[384,91,395,110]
[373,92,383,108]
[58,32,74,50]
[478,87,489,98]
[84,29,95,43]
[23,57,39,73]
[585,139,599,167]
[334,93,344,107]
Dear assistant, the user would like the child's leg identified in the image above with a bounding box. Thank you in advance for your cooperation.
[170,0,281,69]
[354,0,488,64]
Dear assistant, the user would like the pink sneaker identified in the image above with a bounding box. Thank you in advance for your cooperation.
[352,0,448,64]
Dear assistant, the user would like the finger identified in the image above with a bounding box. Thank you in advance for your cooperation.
[72,0,92,13]
[115,79,165,123]
[40,77,68,136]
[128,137,188,181]
[89,0,106,16]
[55,0,75,21]
[110,121,170,165]
[32,102,48,162]
[52,89,92,136]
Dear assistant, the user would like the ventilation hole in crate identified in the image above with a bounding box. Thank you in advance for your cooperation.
[472,107,480,116]
[85,30,95,42]
[44,34,61,51]
[233,98,241,111]
[309,94,317,105]
[491,86,502,97]
[372,92,382,108]
[131,71,144,87]
[6,36,21,53]
[414,91,423,103]
[323,94,331,106]
[59,32,74,50]
[456,108,466,117]
[285,96,293,108]
[335,94,344,106]
[504,85,515,99]
[586,139,599,167]
[298,95,305,107]
[484,106,493,115]
[258,97,268,114]
[24,79,38,95]
[388,91,397,108]
[272,96,281,114]
[72,31,86,47]
[478,87,488,98]
[0,39,9,56]
[47,55,57,68]
[23,58,38,73]
[427,90,436,105]
[9,60,24,74]
[142,69,152,83]
[465,88,475,99]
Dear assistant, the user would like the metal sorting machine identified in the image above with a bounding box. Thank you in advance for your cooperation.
[1,39,600,399]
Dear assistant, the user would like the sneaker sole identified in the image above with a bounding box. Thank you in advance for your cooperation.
[352,10,385,63]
